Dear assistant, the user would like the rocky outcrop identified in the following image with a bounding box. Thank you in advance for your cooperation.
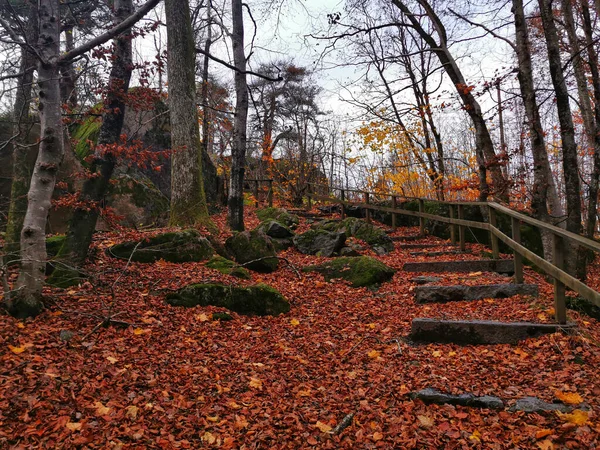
[225,230,278,272]
[303,256,395,287]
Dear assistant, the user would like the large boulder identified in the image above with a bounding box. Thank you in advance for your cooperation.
[293,229,346,257]
[205,256,251,279]
[255,220,295,252]
[303,256,395,287]
[225,229,278,272]
[166,283,290,316]
[256,207,299,229]
[107,229,213,263]
[315,217,394,254]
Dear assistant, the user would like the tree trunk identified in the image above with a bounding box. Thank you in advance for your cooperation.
[4,1,38,263]
[48,0,135,286]
[581,0,600,240]
[9,0,63,318]
[228,0,249,231]
[165,0,210,226]
[538,0,583,276]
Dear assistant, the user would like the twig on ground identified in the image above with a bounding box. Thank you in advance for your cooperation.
[340,334,381,362]
[329,412,355,435]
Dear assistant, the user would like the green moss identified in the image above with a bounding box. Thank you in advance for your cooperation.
[110,174,169,224]
[225,230,278,272]
[72,114,102,161]
[256,207,299,229]
[566,297,600,320]
[46,266,83,288]
[212,311,233,321]
[303,256,395,287]
[46,235,66,258]
[166,282,290,316]
[108,229,214,263]
[206,256,251,279]
[314,217,393,253]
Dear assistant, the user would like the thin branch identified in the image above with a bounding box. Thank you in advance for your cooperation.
[195,47,282,81]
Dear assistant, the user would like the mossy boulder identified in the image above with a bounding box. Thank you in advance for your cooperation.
[256,207,299,229]
[46,235,66,258]
[315,217,394,254]
[303,256,396,287]
[225,229,278,272]
[205,256,251,279]
[257,220,294,239]
[293,229,346,257]
[107,229,214,263]
[166,283,290,316]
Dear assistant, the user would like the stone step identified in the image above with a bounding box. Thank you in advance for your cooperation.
[403,259,514,274]
[410,318,575,345]
[414,283,538,303]
[400,243,456,249]
[391,235,423,242]
[409,251,463,257]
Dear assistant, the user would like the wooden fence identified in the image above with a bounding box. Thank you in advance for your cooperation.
[306,184,600,325]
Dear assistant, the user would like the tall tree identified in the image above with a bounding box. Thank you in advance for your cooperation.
[228,0,249,230]
[165,0,211,226]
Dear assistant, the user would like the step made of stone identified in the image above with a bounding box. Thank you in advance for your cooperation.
[410,318,575,345]
[403,259,514,274]
[414,283,539,303]
[391,235,423,242]
[400,243,456,249]
[409,251,463,257]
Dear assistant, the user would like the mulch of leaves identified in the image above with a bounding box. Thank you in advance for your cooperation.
[1,209,599,449]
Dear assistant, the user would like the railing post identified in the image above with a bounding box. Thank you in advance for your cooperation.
[418,199,425,236]
[391,196,397,230]
[365,192,371,223]
[553,234,567,324]
[340,189,346,219]
[254,180,259,208]
[307,184,312,211]
[489,206,499,259]
[267,180,273,207]
[511,217,524,284]
[458,204,466,252]
[449,205,456,245]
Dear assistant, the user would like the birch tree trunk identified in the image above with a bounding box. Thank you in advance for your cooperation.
[5,1,38,263]
[228,0,249,231]
[9,0,63,317]
[165,0,210,226]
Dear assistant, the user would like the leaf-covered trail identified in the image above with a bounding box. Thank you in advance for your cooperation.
[1,210,599,449]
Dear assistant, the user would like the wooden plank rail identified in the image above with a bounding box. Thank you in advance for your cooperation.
[307,184,600,323]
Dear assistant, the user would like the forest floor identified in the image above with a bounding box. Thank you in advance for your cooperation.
[1,207,600,449]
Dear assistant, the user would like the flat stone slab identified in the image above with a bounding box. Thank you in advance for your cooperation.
[410,318,576,345]
[411,388,504,410]
[400,243,456,249]
[411,276,442,285]
[403,259,515,274]
[508,397,572,413]
[414,283,539,303]
[409,251,463,257]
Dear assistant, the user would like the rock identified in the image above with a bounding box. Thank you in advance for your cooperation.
[339,247,361,257]
[315,217,395,254]
[270,237,295,252]
[403,259,515,274]
[256,207,299,229]
[293,229,346,257]
[411,388,504,410]
[166,283,290,316]
[567,296,600,320]
[108,230,214,263]
[46,235,66,258]
[212,312,234,321]
[414,284,539,303]
[411,276,442,285]
[303,256,395,287]
[509,397,571,413]
[59,330,74,342]
[205,256,251,279]
[225,230,278,272]
[259,220,294,239]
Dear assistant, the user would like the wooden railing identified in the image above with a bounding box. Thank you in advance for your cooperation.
[306,183,600,324]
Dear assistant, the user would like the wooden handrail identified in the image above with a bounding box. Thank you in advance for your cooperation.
[307,187,600,322]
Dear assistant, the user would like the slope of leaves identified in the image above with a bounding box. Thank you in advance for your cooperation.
[1,211,599,449]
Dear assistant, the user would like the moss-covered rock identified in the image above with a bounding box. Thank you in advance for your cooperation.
[46,235,66,258]
[205,256,251,279]
[107,229,214,263]
[225,230,278,272]
[567,297,600,320]
[166,283,290,316]
[303,256,396,287]
[256,207,299,229]
[314,217,394,254]
[293,229,346,257]
[257,220,294,239]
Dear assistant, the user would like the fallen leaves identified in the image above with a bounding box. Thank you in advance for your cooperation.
[554,391,583,405]
[417,414,435,429]
[248,377,263,390]
[315,421,332,433]
[8,344,31,354]
[556,409,589,426]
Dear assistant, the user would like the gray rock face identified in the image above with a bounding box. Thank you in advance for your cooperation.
[303,256,395,288]
[411,388,504,410]
[403,259,515,274]
[261,220,294,239]
[509,397,571,413]
[293,230,346,257]
[414,284,539,303]
[316,218,394,254]
[225,230,278,272]
[339,247,361,257]
[411,276,442,285]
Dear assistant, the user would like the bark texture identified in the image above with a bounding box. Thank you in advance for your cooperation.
[227,0,249,231]
[10,0,64,317]
[165,0,210,226]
